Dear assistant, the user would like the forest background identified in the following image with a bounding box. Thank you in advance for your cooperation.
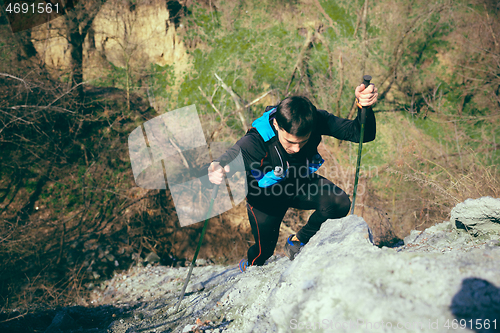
[0,0,499,313]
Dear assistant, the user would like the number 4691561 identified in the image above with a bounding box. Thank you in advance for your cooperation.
[444,319,496,330]
[5,2,59,14]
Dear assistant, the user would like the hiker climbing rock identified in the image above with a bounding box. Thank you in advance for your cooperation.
[206,82,378,271]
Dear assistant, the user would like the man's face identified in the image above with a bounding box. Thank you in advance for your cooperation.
[273,119,310,155]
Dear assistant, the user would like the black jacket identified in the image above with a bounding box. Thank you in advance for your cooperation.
[216,105,375,166]
[202,105,376,202]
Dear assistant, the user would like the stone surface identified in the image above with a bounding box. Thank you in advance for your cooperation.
[450,196,500,236]
[145,252,161,263]
[93,206,500,333]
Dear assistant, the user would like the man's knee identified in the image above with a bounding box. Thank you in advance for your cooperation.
[337,194,351,217]
[320,190,350,218]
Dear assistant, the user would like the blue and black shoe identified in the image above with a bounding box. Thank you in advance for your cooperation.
[284,234,305,260]
[239,259,249,272]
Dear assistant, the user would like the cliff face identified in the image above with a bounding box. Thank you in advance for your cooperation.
[30,0,190,93]
[92,0,189,70]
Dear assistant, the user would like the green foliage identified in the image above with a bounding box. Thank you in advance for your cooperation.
[177,3,304,120]
[149,63,175,99]
[319,0,356,37]
[92,62,129,88]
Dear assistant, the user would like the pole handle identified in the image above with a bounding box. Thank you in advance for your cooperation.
[362,74,372,88]
[360,75,372,124]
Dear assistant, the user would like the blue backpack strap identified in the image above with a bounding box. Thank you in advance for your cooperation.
[250,107,290,187]
[251,108,277,142]
[252,107,324,184]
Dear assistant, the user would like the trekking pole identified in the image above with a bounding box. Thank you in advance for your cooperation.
[351,75,372,215]
[175,183,220,313]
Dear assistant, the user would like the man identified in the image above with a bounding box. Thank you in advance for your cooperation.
[207,83,378,271]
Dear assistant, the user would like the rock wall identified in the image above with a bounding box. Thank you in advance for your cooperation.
[31,16,70,71]
[93,0,189,70]
[31,0,191,96]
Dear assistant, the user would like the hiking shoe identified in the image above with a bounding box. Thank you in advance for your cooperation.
[284,234,304,260]
[239,259,249,272]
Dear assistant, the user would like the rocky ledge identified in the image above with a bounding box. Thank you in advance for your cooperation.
[3,197,499,333]
[102,196,500,333]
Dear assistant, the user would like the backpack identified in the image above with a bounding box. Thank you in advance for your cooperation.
[250,106,324,188]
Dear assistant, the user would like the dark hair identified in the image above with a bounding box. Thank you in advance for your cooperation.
[274,96,316,137]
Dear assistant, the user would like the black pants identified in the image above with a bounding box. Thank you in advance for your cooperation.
[246,174,351,266]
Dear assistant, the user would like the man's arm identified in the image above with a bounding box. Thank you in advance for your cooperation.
[317,106,376,143]
[198,130,267,187]
[318,83,377,143]
[214,129,267,171]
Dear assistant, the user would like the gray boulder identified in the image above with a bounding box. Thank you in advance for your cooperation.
[451,197,500,236]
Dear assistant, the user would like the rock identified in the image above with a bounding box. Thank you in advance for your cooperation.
[195,259,208,266]
[44,310,75,333]
[145,252,161,263]
[404,229,422,245]
[95,199,500,333]
[186,282,204,293]
[182,324,197,332]
[451,196,500,236]
[131,253,143,262]
[450,277,500,324]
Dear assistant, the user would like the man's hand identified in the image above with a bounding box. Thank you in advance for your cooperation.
[355,83,378,107]
[208,161,230,185]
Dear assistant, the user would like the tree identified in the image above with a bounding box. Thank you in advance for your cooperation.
[48,0,108,100]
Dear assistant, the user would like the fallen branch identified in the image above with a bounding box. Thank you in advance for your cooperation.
[209,90,276,142]
[0,311,28,323]
[0,73,30,90]
[198,85,222,118]
[168,137,191,170]
[3,105,76,113]
[285,29,315,96]
[214,73,248,132]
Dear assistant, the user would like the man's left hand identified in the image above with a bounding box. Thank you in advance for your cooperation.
[355,83,378,107]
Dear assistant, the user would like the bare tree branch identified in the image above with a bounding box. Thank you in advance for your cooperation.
[0,73,31,90]
[214,73,248,132]
[198,85,222,118]
[285,29,315,96]
[209,90,276,142]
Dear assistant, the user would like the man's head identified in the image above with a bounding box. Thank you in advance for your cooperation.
[273,96,316,154]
